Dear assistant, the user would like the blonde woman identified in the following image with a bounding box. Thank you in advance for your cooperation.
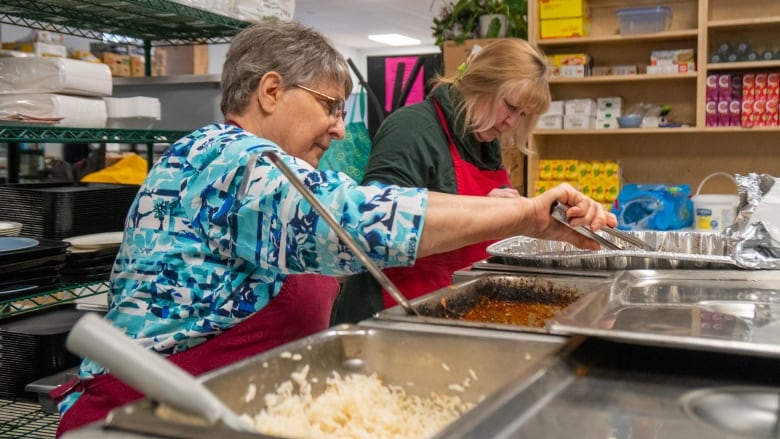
[333,39,556,323]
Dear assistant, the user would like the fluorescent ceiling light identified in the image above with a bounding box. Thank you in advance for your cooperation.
[368,33,421,46]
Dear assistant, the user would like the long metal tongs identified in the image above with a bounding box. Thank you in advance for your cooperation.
[550,201,656,251]
[264,151,420,315]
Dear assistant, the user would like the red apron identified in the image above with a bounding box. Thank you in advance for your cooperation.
[52,274,339,437]
[381,100,511,308]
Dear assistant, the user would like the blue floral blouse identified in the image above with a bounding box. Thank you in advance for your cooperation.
[61,124,426,414]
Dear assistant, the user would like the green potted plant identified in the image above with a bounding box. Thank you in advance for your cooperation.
[431,0,485,49]
[431,0,527,50]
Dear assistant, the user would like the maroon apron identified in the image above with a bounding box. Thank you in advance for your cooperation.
[380,100,511,308]
[53,274,339,437]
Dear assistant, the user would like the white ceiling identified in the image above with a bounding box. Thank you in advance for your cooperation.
[294,0,448,50]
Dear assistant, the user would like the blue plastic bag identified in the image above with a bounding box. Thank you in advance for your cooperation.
[612,183,693,230]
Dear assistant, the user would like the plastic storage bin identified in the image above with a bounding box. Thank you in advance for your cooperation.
[616,6,672,34]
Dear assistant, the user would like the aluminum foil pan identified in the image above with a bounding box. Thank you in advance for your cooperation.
[487,231,741,270]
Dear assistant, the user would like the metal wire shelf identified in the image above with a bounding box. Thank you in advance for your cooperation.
[0,281,109,320]
[1,0,250,46]
[0,399,59,439]
[0,125,190,144]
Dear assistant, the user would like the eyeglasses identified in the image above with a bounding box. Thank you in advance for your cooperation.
[294,84,346,122]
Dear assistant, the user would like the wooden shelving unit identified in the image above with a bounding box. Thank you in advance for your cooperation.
[525,0,780,196]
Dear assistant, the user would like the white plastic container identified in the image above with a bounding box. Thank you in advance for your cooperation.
[616,6,672,35]
[692,172,739,232]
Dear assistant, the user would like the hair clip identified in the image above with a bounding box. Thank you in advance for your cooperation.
[455,44,483,81]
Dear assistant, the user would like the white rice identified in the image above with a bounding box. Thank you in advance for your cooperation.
[245,366,473,439]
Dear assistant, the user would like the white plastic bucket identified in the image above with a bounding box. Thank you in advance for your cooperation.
[692,172,739,232]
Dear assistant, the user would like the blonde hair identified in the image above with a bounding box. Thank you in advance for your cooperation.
[437,39,551,154]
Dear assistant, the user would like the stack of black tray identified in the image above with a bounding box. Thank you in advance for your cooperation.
[0,306,85,398]
[0,183,138,240]
[0,237,68,302]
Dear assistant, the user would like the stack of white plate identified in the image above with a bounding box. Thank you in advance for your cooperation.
[0,221,23,237]
[62,231,124,283]
[64,231,124,253]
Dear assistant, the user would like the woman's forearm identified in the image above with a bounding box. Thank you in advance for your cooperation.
[416,184,616,258]
[417,192,535,257]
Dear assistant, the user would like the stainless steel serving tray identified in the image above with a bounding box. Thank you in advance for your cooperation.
[549,269,780,359]
[488,231,741,270]
[103,322,569,439]
[376,273,613,333]
[444,336,780,439]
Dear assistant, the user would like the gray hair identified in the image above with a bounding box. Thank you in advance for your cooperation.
[220,21,353,116]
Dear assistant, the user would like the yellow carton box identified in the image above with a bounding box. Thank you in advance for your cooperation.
[102,52,131,77]
[539,0,589,20]
[540,17,590,39]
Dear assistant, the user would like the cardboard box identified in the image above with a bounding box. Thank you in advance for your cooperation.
[540,17,590,39]
[1,41,67,58]
[129,54,145,77]
[564,98,596,115]
[102,52,131,77]
[442,38,500,77]
[539,0,589,20]
[564,114,595,129]
[546,53,592,77]
[536,114,563,129]
[597,97,622,110]
[158,45,209,76]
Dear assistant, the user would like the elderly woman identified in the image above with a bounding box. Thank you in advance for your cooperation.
[53,22,615,437]
[333,39,563,324]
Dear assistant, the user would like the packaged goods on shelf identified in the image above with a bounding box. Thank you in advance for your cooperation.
[0,57,112,97]
[595,107,621,130]
[0,42,67,58]
[592,65,638,76]
[536,114,563,130]
[539,0,589,20]
[102,52,131,77]
[535,159,621,204]
[546,53,592,77]
[0,93,107,128]
[650,49,694,66]
[564,98,596,116]
[597,97,622,110]
[564,114,595,129]
[540,16,590,39]
[104,97,161,129]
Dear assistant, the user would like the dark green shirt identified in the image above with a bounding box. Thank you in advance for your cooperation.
[330,84,504,324]
[362,84,504,192]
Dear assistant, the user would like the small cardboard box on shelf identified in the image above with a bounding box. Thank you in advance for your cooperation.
[442,38,501,77]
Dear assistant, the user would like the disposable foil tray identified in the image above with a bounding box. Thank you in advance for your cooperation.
[487,231,741,270]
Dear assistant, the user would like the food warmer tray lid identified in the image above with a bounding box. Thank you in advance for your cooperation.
[548,269,780,359]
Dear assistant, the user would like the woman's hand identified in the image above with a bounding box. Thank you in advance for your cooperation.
[529,183,617,250]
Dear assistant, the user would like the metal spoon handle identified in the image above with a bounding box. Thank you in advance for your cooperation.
[66,313,255,432]
[264,151,419,315]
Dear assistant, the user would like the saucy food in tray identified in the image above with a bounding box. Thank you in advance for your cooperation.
[457,296,574,327]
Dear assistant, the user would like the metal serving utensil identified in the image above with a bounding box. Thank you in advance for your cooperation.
[66,313,257,433]
[551,201,655,251]
[264,151,420,316]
